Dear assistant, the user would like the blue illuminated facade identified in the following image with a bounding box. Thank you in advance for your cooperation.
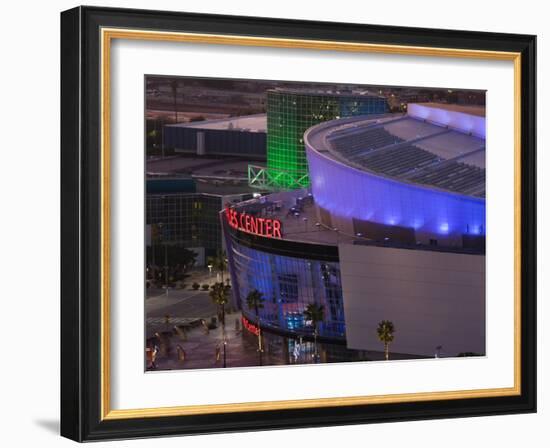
[306,146,485,243]
[304,117,486,246]
[227,237,346,340]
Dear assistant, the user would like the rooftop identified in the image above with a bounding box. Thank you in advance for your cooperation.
[146,155,261,196]
[165,113,267,132]
[233,189,484,254]
[306,112,486,198]
[234,188,356,246]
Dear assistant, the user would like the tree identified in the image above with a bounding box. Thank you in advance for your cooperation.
[376,320,395,361]
[303,303,324,363]
[207,250,228,283]
[146,245,197,283]
[245,289,266,366]
[209,282,231,367]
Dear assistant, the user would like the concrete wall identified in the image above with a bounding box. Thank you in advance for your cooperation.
[339,243,485,357]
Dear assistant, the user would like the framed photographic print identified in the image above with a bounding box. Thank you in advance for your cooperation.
[60,6,536,441]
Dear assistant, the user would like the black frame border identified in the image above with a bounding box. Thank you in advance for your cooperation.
[61,6,536,442]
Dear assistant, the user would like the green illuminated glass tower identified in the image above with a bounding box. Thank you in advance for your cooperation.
[260,89,389,190]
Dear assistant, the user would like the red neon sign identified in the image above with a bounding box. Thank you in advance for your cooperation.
[242,316,260,336]
[225,207,282,239]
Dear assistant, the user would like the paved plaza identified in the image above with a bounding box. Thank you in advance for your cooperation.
[146,310,289,370]
[145,271,289,370]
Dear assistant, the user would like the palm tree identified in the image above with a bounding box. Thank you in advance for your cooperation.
[376,320,395,361]
[303,303,324,363]
[207,250,228,283]
[245,289,265,366]
[209,282,231,367]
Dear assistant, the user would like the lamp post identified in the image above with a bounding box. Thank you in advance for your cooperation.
[224,256,228,285]
[257,322,263,367]
[158,222,168,295]
[151,226,156,285]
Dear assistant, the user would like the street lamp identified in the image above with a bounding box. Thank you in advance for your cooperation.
[207,263,213,277]
[158,222,169,295]
[224,257,229,285]
[257,322,264,367]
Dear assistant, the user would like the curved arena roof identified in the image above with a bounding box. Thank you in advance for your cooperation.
[305,112,486,198]
[304,108,486,239]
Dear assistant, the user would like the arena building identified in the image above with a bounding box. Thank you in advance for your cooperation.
[248,88,389,191]
[223,103,486,363]
[306,102,486,248]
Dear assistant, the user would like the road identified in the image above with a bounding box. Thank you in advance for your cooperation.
[146,288,217,319]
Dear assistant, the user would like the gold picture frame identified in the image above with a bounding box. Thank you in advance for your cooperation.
[61,6,536,441]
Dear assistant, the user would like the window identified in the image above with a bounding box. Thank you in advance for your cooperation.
[278,273,299,303]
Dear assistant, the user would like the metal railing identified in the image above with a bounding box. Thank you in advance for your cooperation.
[248,164,310,190]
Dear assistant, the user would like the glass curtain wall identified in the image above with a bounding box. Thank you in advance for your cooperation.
[230,240,346,339]
[266,89,388,189]
[146,193,223,255]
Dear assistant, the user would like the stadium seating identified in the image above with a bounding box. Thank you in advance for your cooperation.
[329,127,403,159]
[408,162,485,197]
[326,118,486,198]
[357,144,439,177]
